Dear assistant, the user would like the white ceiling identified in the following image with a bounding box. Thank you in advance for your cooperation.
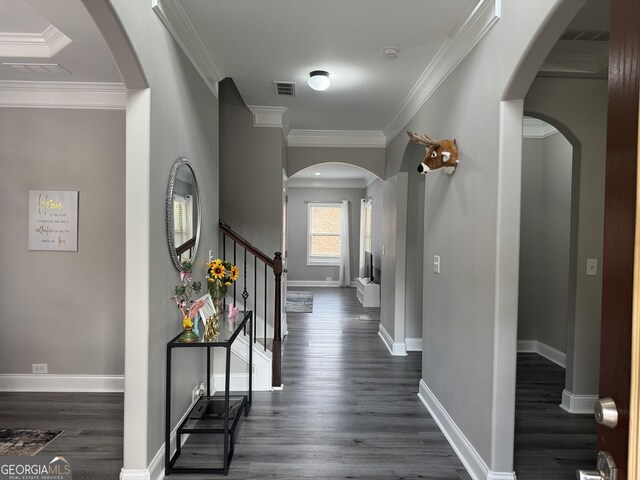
[0,0,121,82]
[178,0,477,133]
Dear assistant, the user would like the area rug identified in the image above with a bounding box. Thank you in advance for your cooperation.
[286,291,313,313]
[0,429,63,456]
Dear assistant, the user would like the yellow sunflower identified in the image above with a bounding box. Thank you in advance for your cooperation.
[182,316,193,329]
[211,263,226,279]
[229,265,239,282]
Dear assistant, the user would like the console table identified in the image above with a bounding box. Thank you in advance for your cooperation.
[165,310,252,475]
[356,277,380,307]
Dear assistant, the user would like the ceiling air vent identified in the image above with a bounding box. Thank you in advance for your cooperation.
[560,30,609,42]
[274,81,295,96]
[3,63,71,74]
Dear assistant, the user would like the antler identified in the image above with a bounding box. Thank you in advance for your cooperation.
[407,131,441,148]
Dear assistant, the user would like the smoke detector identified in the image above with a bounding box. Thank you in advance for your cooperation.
[380,47,399,60]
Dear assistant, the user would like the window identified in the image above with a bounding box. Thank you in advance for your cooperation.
[364,200,372,253]
[308,203,342,265]
[173,194,193,262]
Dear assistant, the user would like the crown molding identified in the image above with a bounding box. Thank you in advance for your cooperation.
[0,25,72,58]
[152,0,224,97]
[384,0,501,144]
[0,81,127,109]
[288,129,386,148]
[522,118,558,138]
[247,105,287,128]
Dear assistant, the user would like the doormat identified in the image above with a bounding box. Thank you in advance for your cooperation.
[0,429,63,456]
[286,291,313,313]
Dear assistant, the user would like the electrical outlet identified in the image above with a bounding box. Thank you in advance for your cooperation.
[192,383,206,403]
[326,276,332,281]
[192,385,200,404]
[32,363,47,374]
[433,255,441,274]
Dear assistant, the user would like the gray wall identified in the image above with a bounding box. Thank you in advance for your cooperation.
[0,108,125,375]
[220,78,284,256]
[110,0,220,463]
[404,172,425,340]
[518,132,573,353]
[286,187,363,282]
[287,146,385,180]
[382,0,580,470]
[524,77,607,396]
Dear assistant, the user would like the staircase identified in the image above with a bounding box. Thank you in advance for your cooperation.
[216,220,284,390]
[212,331,274,391]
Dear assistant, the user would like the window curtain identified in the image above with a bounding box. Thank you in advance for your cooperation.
[339,200,351,287]
[358,199,366,278]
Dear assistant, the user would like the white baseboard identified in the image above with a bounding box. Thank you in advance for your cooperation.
[487,473,518,480]
[405,337,423,352]
[378,323,407,356]
[417,380,515,480]
[560,388,598,415]
[120,469,150,480]
[517,339,566,368]
[0,374,124,392]
[287,280,356,287]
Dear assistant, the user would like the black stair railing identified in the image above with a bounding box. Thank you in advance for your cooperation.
[218,220,282,387]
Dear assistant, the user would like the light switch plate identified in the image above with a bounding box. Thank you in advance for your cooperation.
[586,258,598,276]
[433,255,441,274]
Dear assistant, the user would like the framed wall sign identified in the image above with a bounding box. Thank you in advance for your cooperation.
[28,190,79,252]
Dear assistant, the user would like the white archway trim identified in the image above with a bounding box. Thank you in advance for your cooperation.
[122,88,151,473]
[490,99,523,474]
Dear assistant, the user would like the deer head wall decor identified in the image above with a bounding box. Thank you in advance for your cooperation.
[407,131,459,175]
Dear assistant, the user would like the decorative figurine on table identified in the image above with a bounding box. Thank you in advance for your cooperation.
[228,303,240,319]
[204,314,219,342]
[171,261,202,343]
[206,258,239,313]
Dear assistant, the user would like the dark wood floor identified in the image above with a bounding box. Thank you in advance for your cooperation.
[0,392,123,479]
[514,353,598,479]
[174,287,471,479]
[0,289,597,479]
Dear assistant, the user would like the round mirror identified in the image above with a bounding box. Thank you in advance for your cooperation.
[166,157,202,272]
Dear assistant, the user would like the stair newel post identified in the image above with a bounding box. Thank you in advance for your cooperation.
[272,251,283,387]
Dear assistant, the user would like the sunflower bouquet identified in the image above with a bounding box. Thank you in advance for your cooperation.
[206,259,239,301]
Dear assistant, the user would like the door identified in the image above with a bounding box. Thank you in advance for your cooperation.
[581,0,640,478]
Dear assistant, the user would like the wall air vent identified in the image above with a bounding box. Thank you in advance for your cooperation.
[274,81,295,96]
[560,30,609,42]
[3,63,71,74]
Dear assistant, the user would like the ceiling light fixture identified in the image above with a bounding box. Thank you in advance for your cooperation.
[308,70,331,91]
[314,172,322,176]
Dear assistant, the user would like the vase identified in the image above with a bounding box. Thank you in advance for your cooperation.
[178,327,198,343]
[209,281,227,314]
[204,315,219,342]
